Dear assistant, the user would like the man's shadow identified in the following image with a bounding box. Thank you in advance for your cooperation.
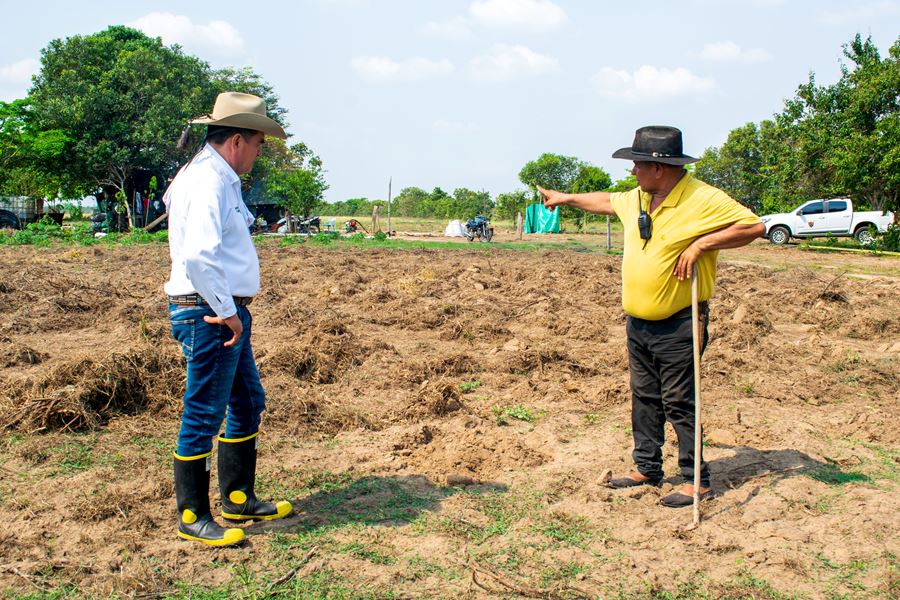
[244,474,507,535]
[703,445,870,515]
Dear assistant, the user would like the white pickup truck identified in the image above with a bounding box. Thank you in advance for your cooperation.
[760,198,895,245]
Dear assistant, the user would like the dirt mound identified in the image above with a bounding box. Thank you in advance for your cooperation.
[391,416,548,483]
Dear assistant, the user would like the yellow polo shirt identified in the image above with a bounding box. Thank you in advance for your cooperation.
[610,173,760,320]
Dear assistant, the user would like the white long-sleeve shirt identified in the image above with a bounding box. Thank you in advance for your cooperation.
[163,144,259,318]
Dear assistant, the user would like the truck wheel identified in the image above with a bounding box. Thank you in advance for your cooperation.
[0,209,20,230]
[768,226,790,245]
[854,225,875,246]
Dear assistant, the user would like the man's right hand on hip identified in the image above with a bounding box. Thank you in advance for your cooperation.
[203,314,243,347]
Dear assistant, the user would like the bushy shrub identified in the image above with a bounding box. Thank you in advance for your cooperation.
[875,224,900,252]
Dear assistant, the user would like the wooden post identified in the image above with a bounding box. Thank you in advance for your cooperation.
[516,211,523,240]
[387,177,392,237]
[606,215,612,251]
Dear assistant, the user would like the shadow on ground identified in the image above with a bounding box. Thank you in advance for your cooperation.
[246,474,508,535]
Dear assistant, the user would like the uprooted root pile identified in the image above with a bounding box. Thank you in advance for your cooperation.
[0,243,897,598]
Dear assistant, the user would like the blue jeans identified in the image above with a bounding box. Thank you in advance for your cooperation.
[169,303,266,456]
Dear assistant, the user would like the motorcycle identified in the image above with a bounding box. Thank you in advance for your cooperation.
[464,215,493,242]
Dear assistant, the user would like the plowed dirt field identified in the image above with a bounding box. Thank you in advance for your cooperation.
[1,240,897,598]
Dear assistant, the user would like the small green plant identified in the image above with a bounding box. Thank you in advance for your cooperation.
[373,231,388,241]
[826,352,863,373]
[737,381,755,395]
[459,380,482,393]
[492,403,541,425]
[584,413,601,425]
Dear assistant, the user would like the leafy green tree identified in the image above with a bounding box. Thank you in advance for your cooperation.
[450,188,492,218]
[572,165,611,194]
[695,122,775,212]
[263,142,328,217]
[28,26,217,200]
[518,153,584,198]
[0,99,69,197]
[606,171,638,193]
[394,186,429,217]
[698,34,899,215]
[569,165,613,230]
[495,190,530,222]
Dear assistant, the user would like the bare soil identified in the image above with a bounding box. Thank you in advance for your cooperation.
[0,241,897,599]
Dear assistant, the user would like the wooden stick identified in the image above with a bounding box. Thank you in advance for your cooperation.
[691,268,702,526]
[142,212,168,231]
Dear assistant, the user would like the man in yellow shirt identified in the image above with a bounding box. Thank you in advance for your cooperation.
[538,126,764,508]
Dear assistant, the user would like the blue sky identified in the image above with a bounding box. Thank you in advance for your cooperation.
[1,0,897,202]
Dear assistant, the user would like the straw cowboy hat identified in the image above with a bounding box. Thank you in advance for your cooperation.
[191,92,287,139]
[612,126,697,165]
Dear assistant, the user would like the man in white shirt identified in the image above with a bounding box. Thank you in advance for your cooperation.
[164,92,292,546]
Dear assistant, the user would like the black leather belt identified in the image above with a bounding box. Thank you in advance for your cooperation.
[667,301,708,321]
[167,294,254,307]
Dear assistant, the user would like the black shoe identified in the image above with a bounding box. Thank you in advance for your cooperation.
[607,473,662,489]
[218,433,292,522]
[660,489,716,508]
[174,453,245,546]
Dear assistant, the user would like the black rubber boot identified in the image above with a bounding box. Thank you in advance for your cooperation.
[174,453,246,546]
[218,433,292,522]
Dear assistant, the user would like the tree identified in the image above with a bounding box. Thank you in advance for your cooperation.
[28,26,217,200]
[394,186,429,217]
[697,34,900,214]
[695,122,775,212]
[0,99,70,197]
[450,188,492,218]
[495,190,530,222]
[518,153,584,198]
[572,165,611,194]
[568,165,613,230]
[263,142,328,218]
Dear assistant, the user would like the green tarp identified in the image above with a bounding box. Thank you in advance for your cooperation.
[524,203,560,234]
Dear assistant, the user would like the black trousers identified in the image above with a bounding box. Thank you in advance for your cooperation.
[626,308,710,487]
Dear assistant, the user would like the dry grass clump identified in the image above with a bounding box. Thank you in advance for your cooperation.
[0,347,183,433]
[260,321,369,384]
[503,348,598,376]
[0,335,47,367]
[396,379,465,421]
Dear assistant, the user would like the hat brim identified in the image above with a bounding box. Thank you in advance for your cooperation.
[612,147,697,165]
[192,112,287,139]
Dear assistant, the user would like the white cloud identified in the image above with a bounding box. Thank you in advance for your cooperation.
[591,65,715,100]
[818,1,899,25]
[0,58,39,101]
[420,17,474,42]
[695,41,772,63]
[469,44,558,82]
[433,119,479,134]
[128,12,245,59]
[469,0,568,32]
[351,56,454,83]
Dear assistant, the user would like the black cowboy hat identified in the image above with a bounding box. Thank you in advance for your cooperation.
[612,125,698,165]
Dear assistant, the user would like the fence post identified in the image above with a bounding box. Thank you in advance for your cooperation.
[516,211,523,240]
